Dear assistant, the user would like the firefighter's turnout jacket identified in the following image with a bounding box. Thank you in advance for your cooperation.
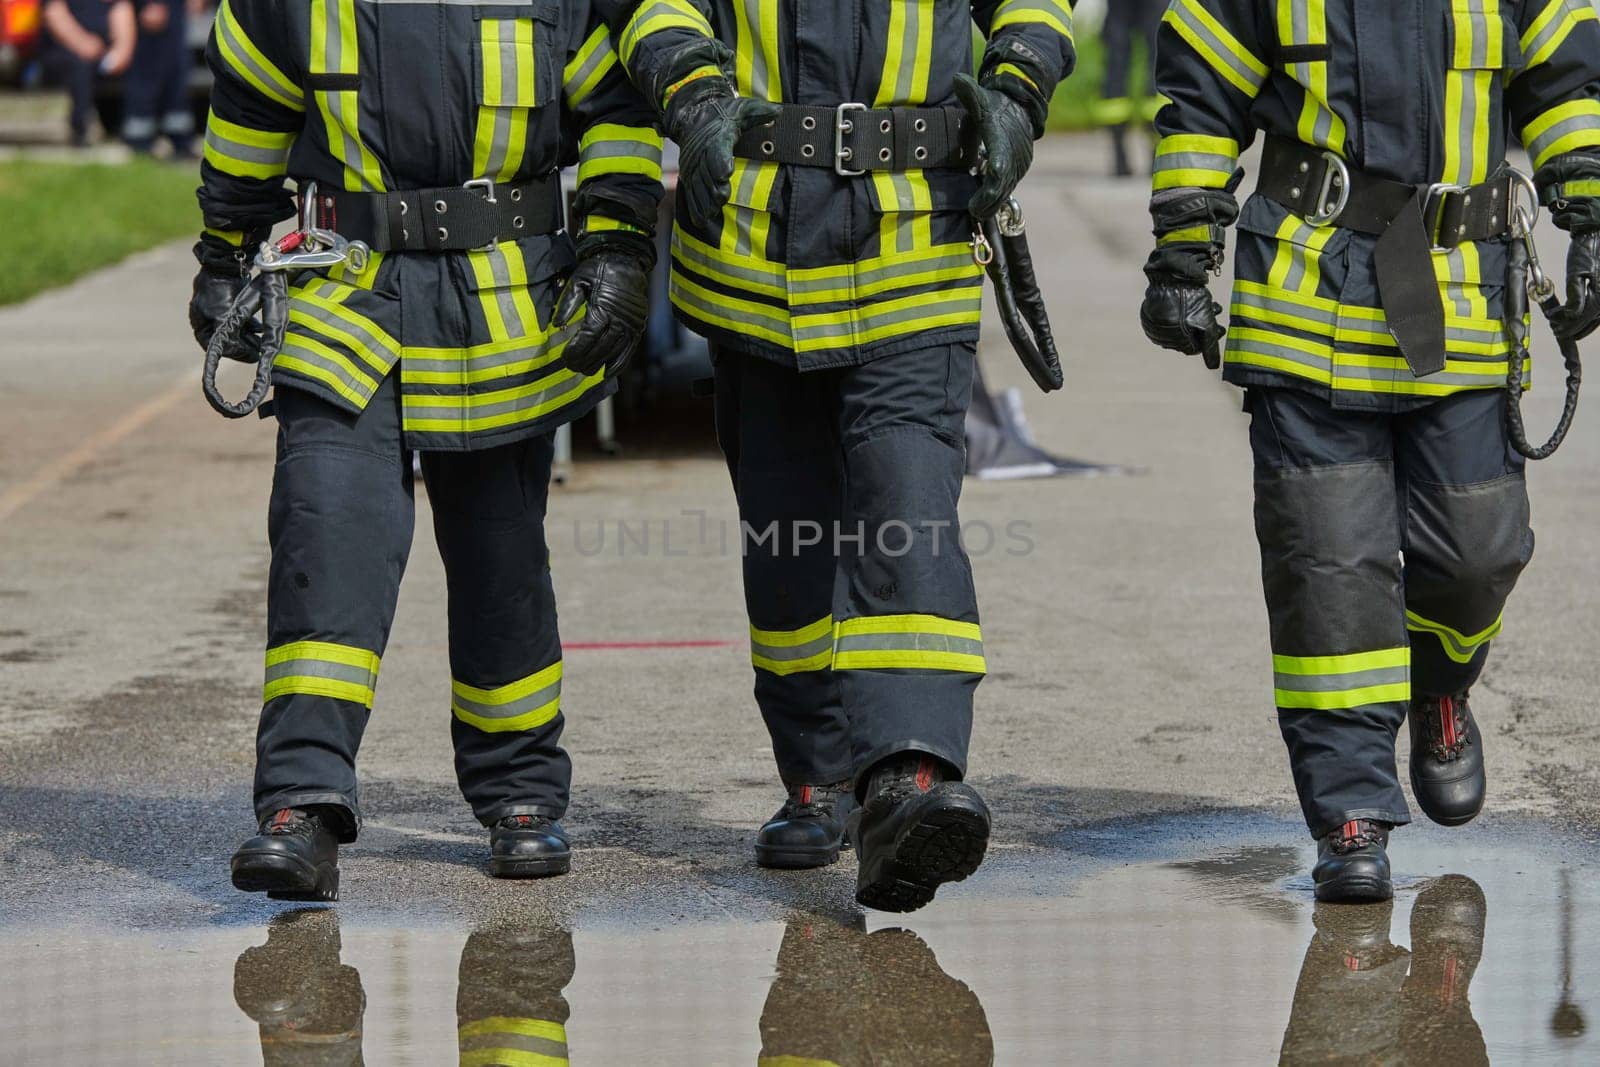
[198,0,664,450]
[1154,0,1600,411]
[600,0,1078,369]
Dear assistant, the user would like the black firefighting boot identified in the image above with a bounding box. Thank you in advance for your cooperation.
[756,782,853,870]
[851,755,990,913]
[489,814,571,878]
[1408,693,1486,827]
[1109,125,1133,178]
[1313,819,1393,903]
[232,807,341,902]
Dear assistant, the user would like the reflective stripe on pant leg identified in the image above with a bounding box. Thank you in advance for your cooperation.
[255,378,413,836]
[720,350,852,785]
[833,342,980,777]
[1249,388,1410,837]
[1399,390,1533,695]
[426,433,570,824]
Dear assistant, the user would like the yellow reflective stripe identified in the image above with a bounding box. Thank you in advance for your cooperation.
[1265,216,1336,295]
[452,662,562,733]
[994,62,1038,92]
[733,0,782,100]
[203,113,294,179]
[1523,98,1600,170]
[583,216,648,234]
[291,287,399,359]
[276,332,382,396]
[718,158,780,258]
[621,0,715,67]
[263,640,380,708]
[874,0,934,107]
[1520,0,1598,69]
[992,0,1075,42]
[402,372,606,434]
[1279,0,1346,152]
[459,1019,568,1043]
[833,614,986,674]
[1275,683,1411,710]
[204,227,247,246]
[1164,0,1268,98]
[759,1059,842,1067]
[671,227,787,298]
[670,272,792,346]
[215,0,304,111]
[790,285,982,352]
[459,1052,567,1067]
[1558,180,1600,198]
[577,123,666,184]
[1406,610,1504,664]
[1273,648,1409,675]
[663,65,722,106]
[564,25,619,106]
[311,0,383,192]
[1152,132,1240,189]
[751,615,835,675]
[1158,225,1215,245]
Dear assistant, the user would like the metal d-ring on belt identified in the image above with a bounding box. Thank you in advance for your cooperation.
[732,102,973,175]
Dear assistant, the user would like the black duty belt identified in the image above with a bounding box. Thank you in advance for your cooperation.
[733,103,972,175]
[1257,136,1518,377]
[306,175,563,253]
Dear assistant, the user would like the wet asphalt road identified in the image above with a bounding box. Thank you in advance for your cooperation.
[2,135,1600,1063]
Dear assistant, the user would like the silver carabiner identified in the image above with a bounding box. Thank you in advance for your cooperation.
[1508,168,1556,301]
[255,180,371,274]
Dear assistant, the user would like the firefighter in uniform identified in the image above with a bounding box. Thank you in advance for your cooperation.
[190,0,663,898]
[1141,0,1600,900]
[594,0,1075,911]
[1094,0,1165,177]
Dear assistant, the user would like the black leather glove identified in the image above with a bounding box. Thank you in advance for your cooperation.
[554,231,655,378]
[190,232,268,362]
[665,76,782,231]
[1549,230,1600,342]
[1141,244,1226,368]
[953,73,1035,218]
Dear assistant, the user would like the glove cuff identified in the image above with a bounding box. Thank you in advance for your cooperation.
[981,70,1048,140]
[194,230,264,276]
[662,63,735,134]
[574,229,657,273]
[1150,185,1241,235]
[1144,244,1221,287]
[1535,150,1600,233]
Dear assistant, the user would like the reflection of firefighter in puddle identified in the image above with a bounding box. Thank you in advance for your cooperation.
[457,923,575,1067]
[233,909,366,1067]
[757,917,993,1066]
[1280,875,1488,1065]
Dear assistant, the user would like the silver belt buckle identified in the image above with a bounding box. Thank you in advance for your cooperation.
[1303,150,1351,226]
[834,102,867,177]
[1423,181,1467,252]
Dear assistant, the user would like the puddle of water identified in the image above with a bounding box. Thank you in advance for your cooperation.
[1,817,1596,1064]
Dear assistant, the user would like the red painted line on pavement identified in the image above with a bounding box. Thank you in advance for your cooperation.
[564,640,740,650]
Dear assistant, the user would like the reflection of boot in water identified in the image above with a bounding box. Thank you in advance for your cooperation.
[233,909,366,1067]
[1279,901,1409,1065]
[1399,875,1488,1066]
[757,916,993,1067]
[457,923,575,1066]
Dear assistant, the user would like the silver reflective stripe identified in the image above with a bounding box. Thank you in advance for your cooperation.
[291,298,399,367]
[1171,0,1265,93]
[316,0,377,191]
[1334,362,1506,388]
[741,0,771,98]
[1528,110,1600,165]
[670,233,785,289]
[889,0,922,103]
[452,677,562,722]
[1227,335,1329,375]
[751,632,834,666]
[216,9,303,109]
[670,277,791,333]
[403,371,592,423]
[729,165,763,259]
[264,658,377,689]
[278,336,383,396]
[789,249,975,298]
[1153,150,1236,177]
[792,290,980,343]
[481,245,526,341]
[1231,288,1339,330]
[402,330,577,377]
[1273,664,1409,694]
[833,632,985,658]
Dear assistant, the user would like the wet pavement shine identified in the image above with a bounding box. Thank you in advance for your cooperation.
[2,813,1596,1064]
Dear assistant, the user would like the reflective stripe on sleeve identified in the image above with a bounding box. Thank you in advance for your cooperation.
[1152,133,1240,189]
[1163,0,1268,98]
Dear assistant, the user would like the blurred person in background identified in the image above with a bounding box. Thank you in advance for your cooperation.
[1094,0,1165,177]
[121,0,199,157]
[39,0,134,145]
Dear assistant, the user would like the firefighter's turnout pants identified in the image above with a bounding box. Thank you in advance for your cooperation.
[715,342,983,788]
[1249,387,1532,837]
[256,376,568,838]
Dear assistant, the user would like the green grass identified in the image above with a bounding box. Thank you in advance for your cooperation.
[1046,28,1110,132]
[0,158,201,306]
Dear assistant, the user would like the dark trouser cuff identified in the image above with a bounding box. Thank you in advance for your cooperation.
[853,740,968,800]
[254,790,361,843]
[476,801,566,827]
[1307,807,1412,840]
